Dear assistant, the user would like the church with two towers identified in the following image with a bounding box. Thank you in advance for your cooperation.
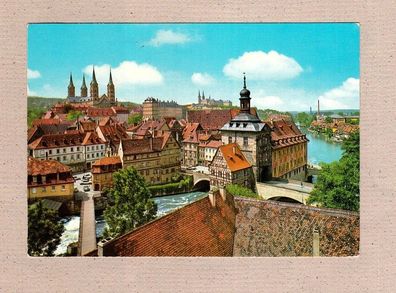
[66,67,117,108]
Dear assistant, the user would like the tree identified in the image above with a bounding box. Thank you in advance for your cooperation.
[307,131,360,211]
[294,112,315,127]
[128,113,143,125]
[225,184,260,199]
[66,110,82,121]
[28,201,64,256]
[103,167,157,238]
[325,116,333,123]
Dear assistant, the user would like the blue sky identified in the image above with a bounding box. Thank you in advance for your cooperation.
[27,23,359,111]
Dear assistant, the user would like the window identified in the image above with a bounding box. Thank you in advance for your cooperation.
[57,157,60,161]
[42,187,46,192]
[87,154,90,158]
[71,155,74,160]
[77,147,80,151]
[77,154,80,159]
[243,137,248,146]
[63,148,66,153]
[96,153,99,157]
[32,188,36,194]
[57,149,60,154]
[228,136,232,144]
[71,147,74,152]
[61,185,65,191]
[96,146,98,150]
[63,156,66,161]
[87,146,90,151]
[52,186,56,192]
[101,145,104,149]
[49,150,52,155]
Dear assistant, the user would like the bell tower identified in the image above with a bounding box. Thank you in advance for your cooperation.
[239,73,251,113]
[90,66,99,100]
[80,74,87,97]
[67,73,75,98]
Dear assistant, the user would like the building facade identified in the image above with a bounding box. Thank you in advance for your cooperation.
[269,119,309,180]
[142,97,183,120]
[28,132,106,172]
[28,156,74,202]
[209,143,255,191]
[118,133,181,185]
[92,156,123,191]
[220,75,272,182]
[181,122,203,167]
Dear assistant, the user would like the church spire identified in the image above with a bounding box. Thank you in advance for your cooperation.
[81,74,87,97]
[92,66,97,83]
[107,68,115,102]
[90,66,99,100]
[108,68,113,85]
[68,72,75,98]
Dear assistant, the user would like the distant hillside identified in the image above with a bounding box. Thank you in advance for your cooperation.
[256,108,291,120]
[28,96,64,110]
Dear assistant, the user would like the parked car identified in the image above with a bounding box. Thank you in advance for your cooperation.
[83,186,90,192]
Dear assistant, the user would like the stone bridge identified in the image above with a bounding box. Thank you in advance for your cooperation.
[256,181,312,204]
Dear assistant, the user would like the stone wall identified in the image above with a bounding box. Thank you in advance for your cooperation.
[233,198,359,256]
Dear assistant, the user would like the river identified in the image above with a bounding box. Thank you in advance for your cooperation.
[302,127,343,165]
[54,191,208,255]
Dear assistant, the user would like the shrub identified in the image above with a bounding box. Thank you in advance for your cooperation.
[225,184,260,199]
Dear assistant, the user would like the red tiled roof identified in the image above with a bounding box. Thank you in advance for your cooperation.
[188,108,258,130]
[111,106,130,114]
[87,107,116,117]
[267,119,308,149]
[82,132,105,145]
[28,132,104,150]
[28,156,71,176]
[98,124,129,142]
[218,143,251,172]
[121,137,164,155]
[97,192,236,256]
[92,156,122,166]
[203,140,222,149]
[182,122,202,141]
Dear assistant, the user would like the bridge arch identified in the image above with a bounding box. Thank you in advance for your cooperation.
[193,178,210,192]
[267,196,303,204]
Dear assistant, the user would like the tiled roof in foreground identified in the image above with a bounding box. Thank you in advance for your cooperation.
[92,191,359,257]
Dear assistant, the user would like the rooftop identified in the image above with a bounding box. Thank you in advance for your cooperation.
[218,143,251,172]
[28,156,71,176]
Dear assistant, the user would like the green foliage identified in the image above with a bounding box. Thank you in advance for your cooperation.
[225,184,260,199]
[27,107,46,127]
[103,167,157,238]
[325,116,333,123]
[256,108,290,120]
[294,112,315,126]
[307,131,360,211]
[128,113,143,125]
[28,201,64,256]
[148,176,192,195]
[28,96,63,109]
[66,110,82,121]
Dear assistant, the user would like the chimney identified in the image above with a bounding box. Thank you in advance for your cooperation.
[97,237,113,257]
[313,228,320,256]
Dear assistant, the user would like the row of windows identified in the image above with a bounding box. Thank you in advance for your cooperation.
[44,145,105,155]
[31,185,66,193]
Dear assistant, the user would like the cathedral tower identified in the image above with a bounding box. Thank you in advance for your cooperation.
[90,66,99,100]
[67,73,75,98]
[80,74,87,97]
[107,69,115,102]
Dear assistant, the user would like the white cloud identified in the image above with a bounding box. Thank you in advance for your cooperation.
[27,85,37,96]
[223,50,303,80]
[318,78,359,109]
[191,72,215,86]
[252,95,285,109]
[83,61,164,87]
[148,29,192,47]
[27,68,41,79]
